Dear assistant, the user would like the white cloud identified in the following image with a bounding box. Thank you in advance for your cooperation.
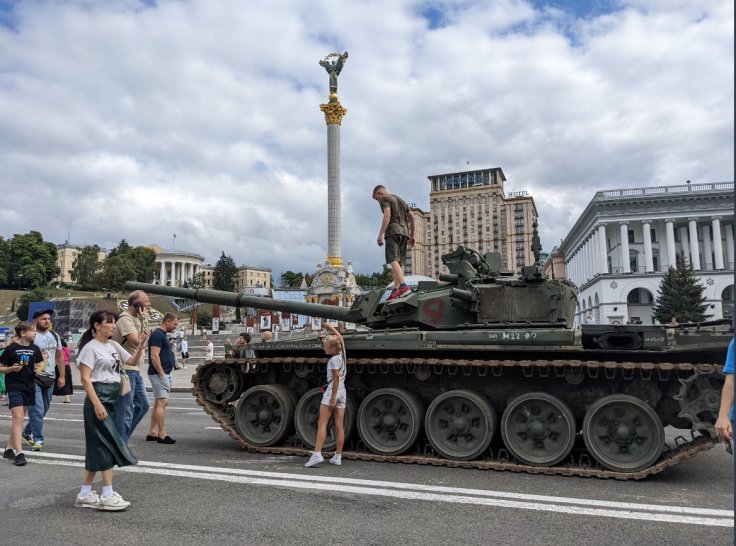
[0,0,732,280]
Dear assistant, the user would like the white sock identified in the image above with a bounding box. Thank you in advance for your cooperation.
[312,451,321,457]
[79,485,92,497]
[101,485,113,499]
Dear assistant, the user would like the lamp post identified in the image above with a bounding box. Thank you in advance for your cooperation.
[17,273,23,290]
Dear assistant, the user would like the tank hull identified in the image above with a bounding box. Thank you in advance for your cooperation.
[190,323,731,479]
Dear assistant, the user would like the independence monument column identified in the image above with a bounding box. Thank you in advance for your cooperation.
[319,51,348,267]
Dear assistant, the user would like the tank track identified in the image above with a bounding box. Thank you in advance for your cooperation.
[191,357,720,480]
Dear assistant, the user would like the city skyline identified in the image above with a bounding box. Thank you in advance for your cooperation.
[0,1,732,278]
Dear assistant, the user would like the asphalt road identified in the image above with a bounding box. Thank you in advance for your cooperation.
[0,390,733,546]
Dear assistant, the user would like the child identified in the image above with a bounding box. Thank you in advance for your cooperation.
[305,323,346,467]
[0,323,42,466]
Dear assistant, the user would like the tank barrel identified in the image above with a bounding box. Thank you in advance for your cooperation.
[125,282,356,322]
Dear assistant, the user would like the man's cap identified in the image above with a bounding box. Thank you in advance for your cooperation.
[32,309,55,320]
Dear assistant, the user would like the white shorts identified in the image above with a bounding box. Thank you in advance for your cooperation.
[321,388,347,409]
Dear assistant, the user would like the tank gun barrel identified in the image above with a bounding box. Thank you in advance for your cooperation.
[125,282,356,322]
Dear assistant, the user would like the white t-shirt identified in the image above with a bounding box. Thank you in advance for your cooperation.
[77,339,131,384]
[326,354,346,390]
[181,339,188,353]
[206,341,214,359]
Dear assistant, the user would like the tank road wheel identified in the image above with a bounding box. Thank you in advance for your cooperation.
[235,385,296,447]
[357,388,424,456]
[425,390,496,461]
[294,388,356,451]
[202,365,243,405]
[500,392,576,467]
[582,394,664,472]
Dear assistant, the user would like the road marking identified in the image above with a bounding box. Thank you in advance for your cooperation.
[25,452,733,527]
[0,415,84,423]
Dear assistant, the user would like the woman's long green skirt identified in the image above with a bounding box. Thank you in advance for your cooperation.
[83,382,138,472]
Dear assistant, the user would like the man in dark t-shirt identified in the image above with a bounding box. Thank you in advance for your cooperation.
[372,184,416,301]
[0,322,42,466]
[147,313,179,444]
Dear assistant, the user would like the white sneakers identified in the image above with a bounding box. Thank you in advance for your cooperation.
[75,490,131,511]
[99,492,131,511]
[305,452,324,467]
[305,452,343,467]
[74,490,101,509]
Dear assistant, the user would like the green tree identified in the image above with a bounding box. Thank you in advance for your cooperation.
[184,271,205,289]
[197,311,213,328]
[653,254,711,324]
[105,241,157,284]
[128,246,157,283]
[280,270,305,288]
[213,252,237,292]
[0,237,10,286]
[16,288,52,321]
[354,266,394,288]
[107,239,132,259]
[95,255,138,292]
[8,231,59,288]
[71,245,102,290]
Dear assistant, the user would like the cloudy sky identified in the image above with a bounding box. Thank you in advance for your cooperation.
[1,0,733,280]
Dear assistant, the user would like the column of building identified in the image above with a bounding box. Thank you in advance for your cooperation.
[619,222,630,274]
[642,221,653,272]
[665,220,676,268]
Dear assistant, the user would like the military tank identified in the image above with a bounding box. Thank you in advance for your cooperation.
[125,245,732,480]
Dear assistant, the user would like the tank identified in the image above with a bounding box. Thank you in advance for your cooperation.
[125,245,732,480]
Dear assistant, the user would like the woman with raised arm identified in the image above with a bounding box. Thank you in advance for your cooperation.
[305,323,346,467]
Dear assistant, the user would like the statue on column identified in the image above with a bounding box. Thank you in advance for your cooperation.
[319,51,348,95]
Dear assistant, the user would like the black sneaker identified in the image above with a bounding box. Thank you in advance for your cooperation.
[14,453,27,466]
[2,448,15,460]
[157,436,176,444]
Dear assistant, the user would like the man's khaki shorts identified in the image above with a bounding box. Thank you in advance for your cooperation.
[385,233,408,265]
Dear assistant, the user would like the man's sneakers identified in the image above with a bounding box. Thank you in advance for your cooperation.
[305,452,324,467]
[387,285,411,301]
[2,448,15,460]
[329,454,342,466]
[31,441,43,452]
[99,492,131,511]
[22,434,35,447]
[74,490,101,509]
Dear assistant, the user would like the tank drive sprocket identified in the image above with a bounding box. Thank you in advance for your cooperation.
[673,366,725,434]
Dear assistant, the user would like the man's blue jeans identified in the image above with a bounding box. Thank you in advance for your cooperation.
[114,371,150,443]
[23,383,53,444]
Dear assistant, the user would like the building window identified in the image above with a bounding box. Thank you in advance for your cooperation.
[650,228,657,243]
[628,230,635,244]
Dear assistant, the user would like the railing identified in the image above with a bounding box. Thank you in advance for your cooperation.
[598,181,733,199]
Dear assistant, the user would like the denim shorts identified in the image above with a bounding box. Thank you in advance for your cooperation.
[321,388,346,409]
[8,390,35,409]
[149,374,172,399]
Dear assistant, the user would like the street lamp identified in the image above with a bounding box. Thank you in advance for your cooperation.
[17,273,23,290]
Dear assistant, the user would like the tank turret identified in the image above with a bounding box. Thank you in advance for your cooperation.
[126,246,578,330]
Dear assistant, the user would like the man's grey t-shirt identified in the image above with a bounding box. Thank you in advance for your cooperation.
[34,330,61,379]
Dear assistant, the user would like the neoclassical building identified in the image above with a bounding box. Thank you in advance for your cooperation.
[558,181,734,326]
[149,245,205,287]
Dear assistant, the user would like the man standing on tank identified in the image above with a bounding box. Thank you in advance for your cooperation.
[372,185,415,301]
[112,290,151,443]
[22,309,64,451]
